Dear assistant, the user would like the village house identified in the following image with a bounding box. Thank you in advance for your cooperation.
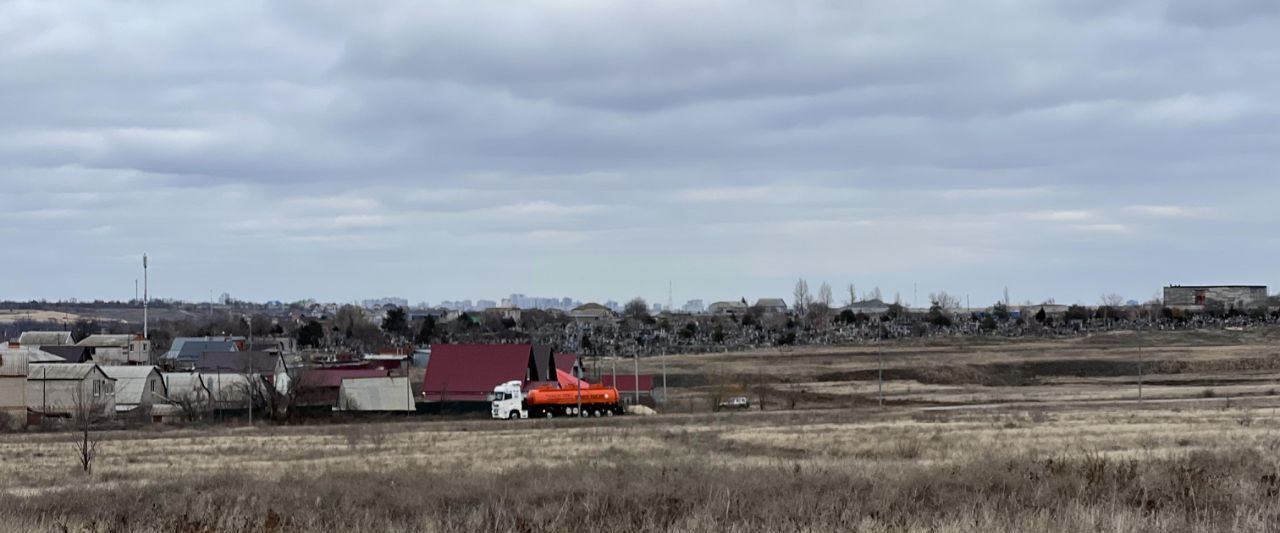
[77,334,151,365]
[17,331,74,348]
[160,336,243,369]
[753,298,789,314]
[708,300,749,316]
[26,363,116,418]
[568,303,616,322]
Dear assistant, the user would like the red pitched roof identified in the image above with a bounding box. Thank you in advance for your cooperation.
[554,353,579,374]
[300,368,389,389]
[422,344,536,402]
[600,374,655,393]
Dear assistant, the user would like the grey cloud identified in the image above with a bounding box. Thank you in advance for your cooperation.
[0,0,1277,304]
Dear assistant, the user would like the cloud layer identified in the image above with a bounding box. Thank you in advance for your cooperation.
[2,0,1276,305]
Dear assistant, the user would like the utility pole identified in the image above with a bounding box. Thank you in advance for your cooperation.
[245,315,254,426]
[877,347,884,408]
[142,254,149,340]
[1138,339,1144,404]
[634,352,640,406]
[661,351,667,405]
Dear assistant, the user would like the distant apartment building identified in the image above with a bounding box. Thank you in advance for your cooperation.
[683,299,706,313]
[1163,285,1268,311]
[439,300,475,311]
[502,294,581,311]
[362,297,408,310]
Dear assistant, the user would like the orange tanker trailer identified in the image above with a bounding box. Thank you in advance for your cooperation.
[491,380,623,419]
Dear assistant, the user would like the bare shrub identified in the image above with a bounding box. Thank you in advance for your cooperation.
[70,387,108,475]
[1238,408,1253,427]
[892,437,923,460]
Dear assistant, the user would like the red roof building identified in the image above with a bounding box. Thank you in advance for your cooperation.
[554,353,581,376]
[421,344,555,402]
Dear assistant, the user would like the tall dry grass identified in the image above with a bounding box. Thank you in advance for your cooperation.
[2,446,1279,532]
[2,406,1280,532]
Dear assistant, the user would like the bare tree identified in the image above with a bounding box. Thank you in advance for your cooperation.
[705,370,734,412]
[818,282,834,308]
[70,386,109,475]
[1099,293,1126,325]
[172,391,209,423]
[623,298,650,320]
[929,291,961,311]
[273,366,315,422]
[867,287,883,302]
[845,284,858,307]
[793,279,811,315]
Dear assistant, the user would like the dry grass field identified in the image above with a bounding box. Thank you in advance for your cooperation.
[629,327,1280,411]
[5,329,1280,531]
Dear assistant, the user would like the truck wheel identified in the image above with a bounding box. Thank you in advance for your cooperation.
[592,410,601,417]
[605,410,614,417]
[508,411,520,420]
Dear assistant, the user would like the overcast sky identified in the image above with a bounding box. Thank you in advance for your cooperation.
[3,0,1277,307]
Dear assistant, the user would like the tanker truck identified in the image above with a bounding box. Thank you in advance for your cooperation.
[490,380,623,419]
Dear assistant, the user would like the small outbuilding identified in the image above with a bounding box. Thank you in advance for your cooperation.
[0,351,29,429]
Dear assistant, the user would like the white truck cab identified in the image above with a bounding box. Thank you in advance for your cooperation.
[490,380,528,419]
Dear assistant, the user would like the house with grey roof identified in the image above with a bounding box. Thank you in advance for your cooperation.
[18,331,74,348]
[100,366,166,418]
[708,300,749,315]
[26,363,116,418]
[568,303,616,322]
[753,298,789,314]
[161,372,213,420]
[161,337,242,370]
[842,299,892,315]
